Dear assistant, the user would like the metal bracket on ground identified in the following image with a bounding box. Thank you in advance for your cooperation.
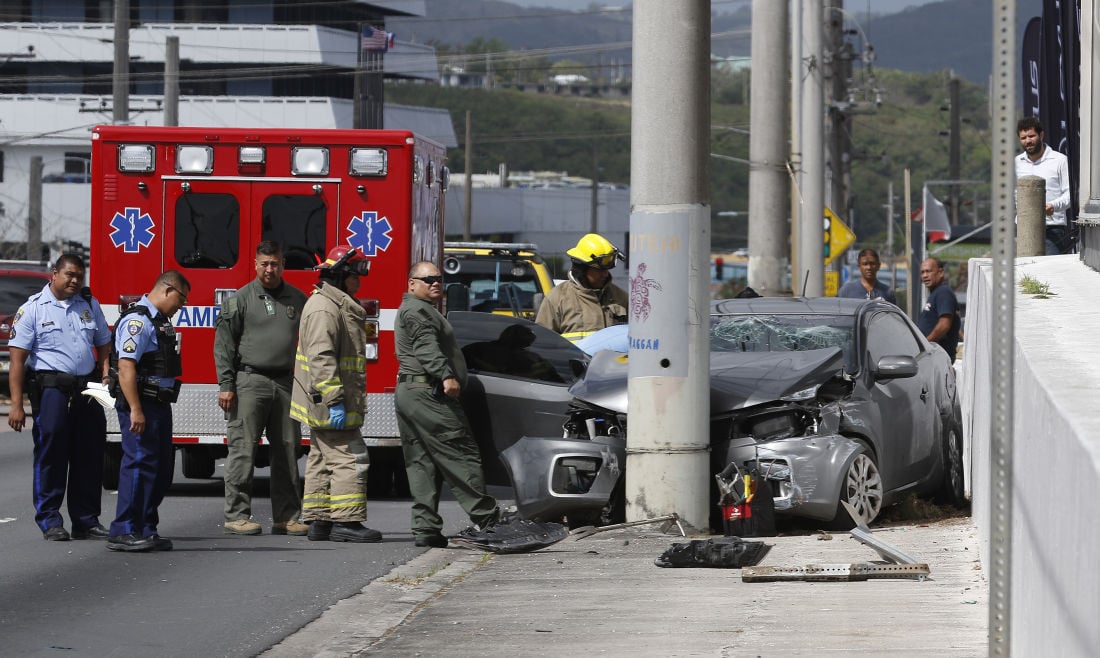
[742,562,931,582]
[569,513,684,540]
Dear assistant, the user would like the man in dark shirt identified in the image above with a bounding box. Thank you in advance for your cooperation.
[917,257,961,363]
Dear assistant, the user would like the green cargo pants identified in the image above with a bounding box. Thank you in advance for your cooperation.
[223,371,302,524]
[395,382,498,539]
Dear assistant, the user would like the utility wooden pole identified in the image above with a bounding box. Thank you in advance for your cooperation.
[464,111,472,240]
[27,156,42,262]
[112,0,129,124]
[164,35,179,126]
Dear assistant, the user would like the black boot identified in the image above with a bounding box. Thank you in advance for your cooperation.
[307,520,333,542]
[330,522,382,543]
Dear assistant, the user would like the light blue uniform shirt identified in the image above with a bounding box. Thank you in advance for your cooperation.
[115,295,178,388]
[9,283,110,375]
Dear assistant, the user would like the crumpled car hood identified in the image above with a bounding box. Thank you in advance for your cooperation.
[569,347,846,414]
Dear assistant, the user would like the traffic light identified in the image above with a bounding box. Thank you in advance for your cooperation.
[715,256,724,280]
[823,215,832,259]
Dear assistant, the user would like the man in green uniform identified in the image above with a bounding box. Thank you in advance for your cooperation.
[395,261,501,548]
[214,241,308,536]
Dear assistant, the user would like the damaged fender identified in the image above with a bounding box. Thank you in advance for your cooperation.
[501,435,626,520]
[731,433,865,522]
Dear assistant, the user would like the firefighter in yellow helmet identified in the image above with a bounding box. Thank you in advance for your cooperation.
[535,233,628,342]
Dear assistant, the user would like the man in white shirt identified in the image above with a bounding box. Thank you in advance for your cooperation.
[1015,116,1072,254]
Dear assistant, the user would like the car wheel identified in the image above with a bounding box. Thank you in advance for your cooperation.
[935,419,966,506]
[181,447,216,479]
[831,450,883,529]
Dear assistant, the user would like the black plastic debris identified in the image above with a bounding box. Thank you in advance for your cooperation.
[654,537,772,569]
[449,518,569,554]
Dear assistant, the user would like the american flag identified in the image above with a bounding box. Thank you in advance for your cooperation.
[362,25,391,53]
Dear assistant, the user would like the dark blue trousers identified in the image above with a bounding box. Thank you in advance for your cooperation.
[110,400,174,538]
[31,387,107,532]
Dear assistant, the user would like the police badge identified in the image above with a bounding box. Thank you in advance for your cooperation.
[287,306,296,320]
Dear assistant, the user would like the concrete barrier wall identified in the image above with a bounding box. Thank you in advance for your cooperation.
[962,256,1100,657]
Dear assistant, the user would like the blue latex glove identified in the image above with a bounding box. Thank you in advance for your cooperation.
[328,403,346,430]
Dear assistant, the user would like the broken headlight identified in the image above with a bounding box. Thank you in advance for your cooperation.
[562,403,626,441]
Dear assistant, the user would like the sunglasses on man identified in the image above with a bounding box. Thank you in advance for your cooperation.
[413,275,443,285]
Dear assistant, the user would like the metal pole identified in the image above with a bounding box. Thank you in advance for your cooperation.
[627,0,711,532]
[464,111,472,241]
[27,156,42,262]
[112,0,129,124]
[904,168,914,319]
[990,1,1016,652]
[887,181,895,287]
[949,75,961,225]
[591,146,599,234]
[747,0,788,294]
[164,35,179,127]
[799,0,825,296]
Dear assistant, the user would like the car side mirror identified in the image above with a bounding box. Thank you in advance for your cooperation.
[569,358,588,380]
[873,355,918,380]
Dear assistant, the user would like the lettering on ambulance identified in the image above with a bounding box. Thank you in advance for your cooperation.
[173,306,220,328]
[108,207,157,253]
[347,210,393,257]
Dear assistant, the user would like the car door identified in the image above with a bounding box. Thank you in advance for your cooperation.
[863,309,938,490]
[448,312,585,485]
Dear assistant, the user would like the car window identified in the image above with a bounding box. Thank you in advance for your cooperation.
[710,313,855,368]
[443,258,541,312]
[865,311,922,362]
[448,311,585,384]
[0,275,49,311]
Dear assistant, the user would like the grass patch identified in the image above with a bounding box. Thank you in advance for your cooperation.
[1019,274,1054,298]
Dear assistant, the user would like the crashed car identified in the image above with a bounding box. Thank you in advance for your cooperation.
[452,297,966,529]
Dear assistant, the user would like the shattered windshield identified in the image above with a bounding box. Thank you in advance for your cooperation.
[710,314,855,366]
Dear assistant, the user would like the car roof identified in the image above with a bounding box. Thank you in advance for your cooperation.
[711,296,892,316]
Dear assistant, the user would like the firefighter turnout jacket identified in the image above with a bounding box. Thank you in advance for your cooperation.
[290,283,367,429]
[535,272,628,342]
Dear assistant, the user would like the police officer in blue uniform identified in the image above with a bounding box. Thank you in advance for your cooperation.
[106,270,189,553]
[7,254,112,541]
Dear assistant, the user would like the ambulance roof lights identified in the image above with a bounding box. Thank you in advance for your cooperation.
[350,148,387,176]
[292,147,329,176]
[118,145,154,173]
[176,145,214,174]
[238,146,265,165]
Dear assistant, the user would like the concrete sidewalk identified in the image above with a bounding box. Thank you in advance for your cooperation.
[266,517,986,656]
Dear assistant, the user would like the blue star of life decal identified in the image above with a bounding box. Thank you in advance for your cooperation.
[109,207,156,253]
[346,211,393,257]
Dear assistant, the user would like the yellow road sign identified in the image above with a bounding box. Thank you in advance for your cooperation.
[825,271,839,296]
[824,207,856,265]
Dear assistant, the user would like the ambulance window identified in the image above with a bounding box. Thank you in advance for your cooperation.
[175,193,240,268]
[261,195,328,270]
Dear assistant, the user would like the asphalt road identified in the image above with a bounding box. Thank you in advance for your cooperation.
[0,428,480,657]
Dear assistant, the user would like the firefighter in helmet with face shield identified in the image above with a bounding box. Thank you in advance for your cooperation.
[290,246,381,543]
[535,233,628,342]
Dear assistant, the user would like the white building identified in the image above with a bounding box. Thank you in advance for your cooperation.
[0,2,454,257]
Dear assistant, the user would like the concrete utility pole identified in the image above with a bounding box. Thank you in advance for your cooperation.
[627,0,711,532]
[799,0,826,296]
[790,0,803,286]
[112,0,129,124]
[747,0,789,294]
[824,0,851,226]
[164,35,179,126]
[27,156,42,262]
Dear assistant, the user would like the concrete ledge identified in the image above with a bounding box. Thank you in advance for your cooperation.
[963,255,1100,656]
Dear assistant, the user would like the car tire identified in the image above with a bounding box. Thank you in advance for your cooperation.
[830,449,883,529]
[181,448,216,479]
[103,442,122,490]
[935,418,966,506]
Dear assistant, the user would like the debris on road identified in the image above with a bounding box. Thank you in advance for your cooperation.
[742,562,930,582]
[570,513,684,541]
[654,536,772,568]
[448,518,569,554]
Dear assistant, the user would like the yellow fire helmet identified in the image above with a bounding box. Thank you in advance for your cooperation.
[566,233,623,270]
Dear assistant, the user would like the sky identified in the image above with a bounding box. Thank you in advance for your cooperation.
[505,0,943,16]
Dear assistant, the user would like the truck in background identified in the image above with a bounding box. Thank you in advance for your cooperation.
[89,125,448,494]
[442,242,553,319]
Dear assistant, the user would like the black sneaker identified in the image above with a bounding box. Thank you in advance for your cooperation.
[106,534,155,552]
[72,524,110,540]
[307,520,333,542]
[43,526,71,541]
[147,535,173,551]
[414,533,448,548]
[330,522,383,543]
